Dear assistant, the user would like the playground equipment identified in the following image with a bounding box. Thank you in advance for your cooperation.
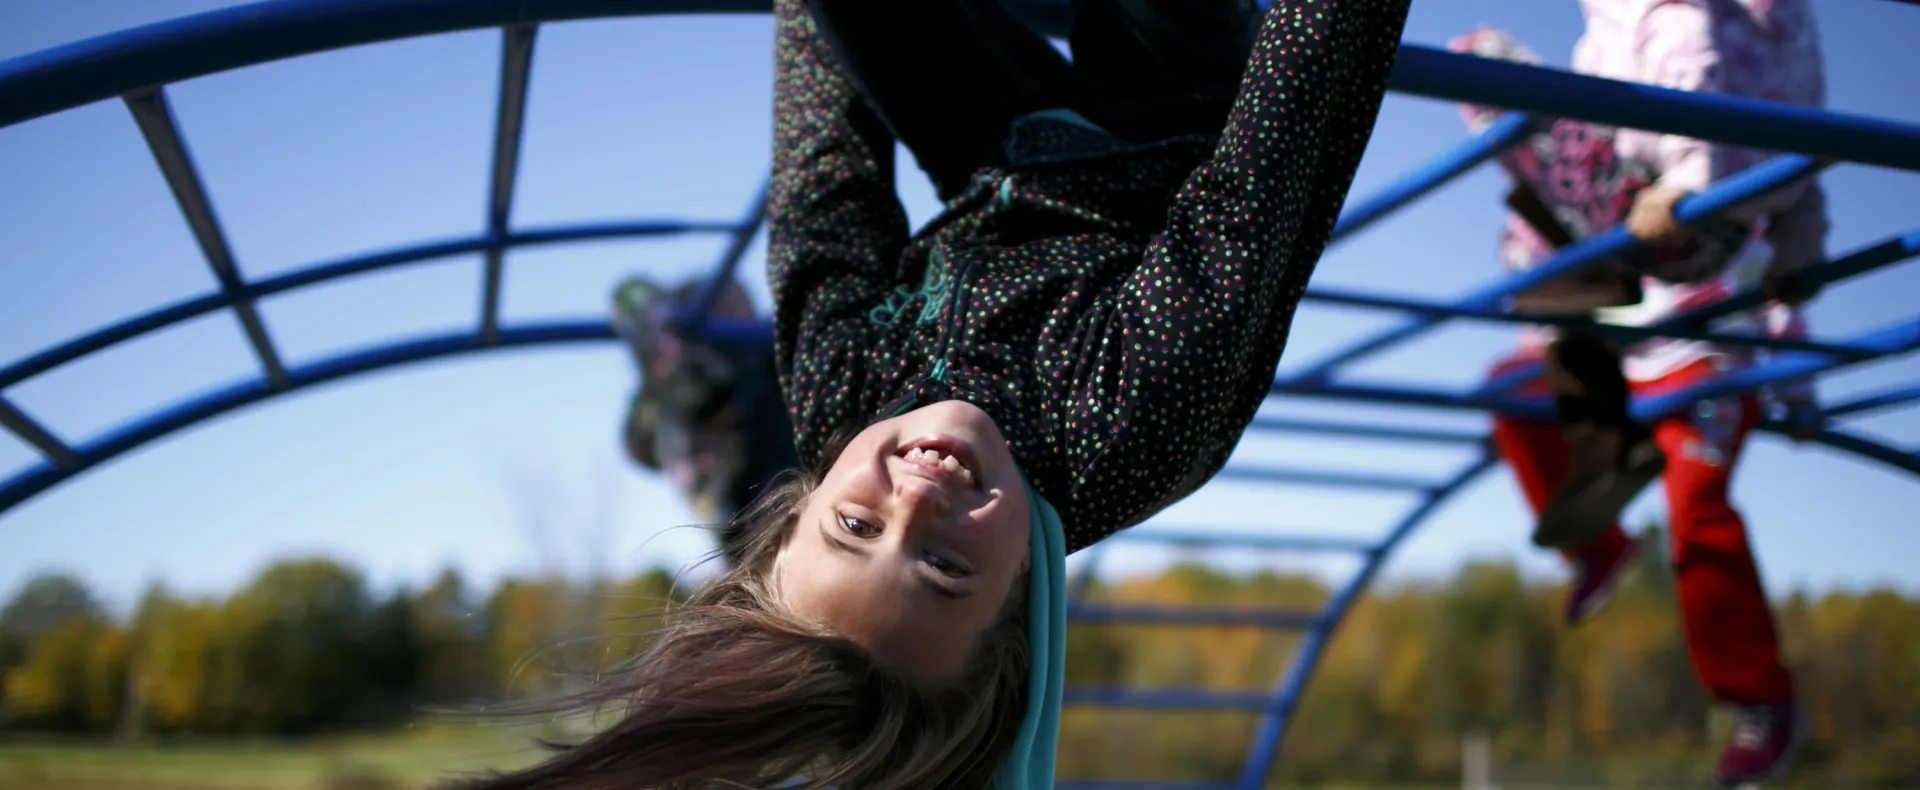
[3,1,1918,788]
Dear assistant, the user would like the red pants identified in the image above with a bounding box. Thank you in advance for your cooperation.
[1490,357,1795,704]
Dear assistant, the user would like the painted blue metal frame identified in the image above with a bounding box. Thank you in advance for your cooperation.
[1330,112,1537,242]
[3,1,1919,788]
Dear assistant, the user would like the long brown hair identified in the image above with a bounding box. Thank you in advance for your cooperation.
[440,428,1032,790]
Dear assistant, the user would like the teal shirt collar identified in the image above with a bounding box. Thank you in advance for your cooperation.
[990,475,1066,790]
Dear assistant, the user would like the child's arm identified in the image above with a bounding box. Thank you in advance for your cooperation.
[1626,1,1821,242]
[1060,0,1411,533]
[765,0,912,463]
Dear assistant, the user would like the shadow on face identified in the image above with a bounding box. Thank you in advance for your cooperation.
[776,400,1031,686]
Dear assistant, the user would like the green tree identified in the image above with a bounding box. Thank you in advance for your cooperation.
[2,616,125,731]
[485,577,572,698]
[139,595,219,732]
[0,573,103,711]
[200,558,377,733]
[413,568,488,703]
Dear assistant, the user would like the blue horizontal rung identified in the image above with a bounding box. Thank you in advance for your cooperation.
[1823,383,1920,419]
[1634,316,1920,420]
[1304,286,1878,359]
[1461,156,1824,309]
[1244,414,1488,445]
[1069,603,1322,629]
[1475,228,1920,399]
[1330,111,1534,242]
[1388,44,1920,172]
[1113,528,1377,554]
[1063,688,1276,711]
[1211,464,1437,491]
[1285,155,1824,387]
[1677,227,1920,328]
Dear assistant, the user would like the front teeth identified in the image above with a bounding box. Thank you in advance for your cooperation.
[908,447,974,484]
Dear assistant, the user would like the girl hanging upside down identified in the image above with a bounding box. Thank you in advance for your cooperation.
[449,0,1409,786]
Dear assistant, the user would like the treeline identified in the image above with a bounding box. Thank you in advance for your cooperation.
[0,559,679,737]
[3,529,1918,786]
[1057,528,1920,787]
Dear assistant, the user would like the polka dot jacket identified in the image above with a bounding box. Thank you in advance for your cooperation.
[767,0,1412,553]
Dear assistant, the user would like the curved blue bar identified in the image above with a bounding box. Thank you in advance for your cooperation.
[1233,455,1499,789]
[0,219,736,390]
[0,0,766,129]
[0,322,611,513]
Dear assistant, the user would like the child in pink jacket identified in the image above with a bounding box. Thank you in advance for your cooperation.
[1452,0,1826,784]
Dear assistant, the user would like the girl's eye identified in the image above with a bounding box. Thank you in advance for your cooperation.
[840,515,879,538]
[924,553,970,578]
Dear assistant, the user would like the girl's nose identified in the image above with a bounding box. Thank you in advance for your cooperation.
[891,476,953,529]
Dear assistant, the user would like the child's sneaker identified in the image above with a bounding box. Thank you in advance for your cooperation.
[1565,534,1641,625]
[1535,421,1665,548]
[1714,702,1808,787]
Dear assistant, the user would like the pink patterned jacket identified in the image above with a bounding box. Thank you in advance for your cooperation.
[1453,0,1827,405]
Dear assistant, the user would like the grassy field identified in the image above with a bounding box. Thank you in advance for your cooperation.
[0,724,549,790]
[0,728,1451,790]
[5,731,1912,790]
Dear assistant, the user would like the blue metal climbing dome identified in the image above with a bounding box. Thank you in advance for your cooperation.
[3,1,1918,788]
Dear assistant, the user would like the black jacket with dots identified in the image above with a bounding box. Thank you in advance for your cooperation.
[767,0,1411,553]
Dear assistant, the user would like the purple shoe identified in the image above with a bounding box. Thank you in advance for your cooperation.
[1714,702,1808,787]
[1565,535,1640,626]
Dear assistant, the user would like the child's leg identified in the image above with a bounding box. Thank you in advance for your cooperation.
[1068,0,1255,141]
[1650,376,1807,783]
[1489,356,1636,616]
[798,0,1074,200]
[1648,366,1796,705]
[1493,410,1633,563]
[1535,332,1665,548]
[1492,405,1638,623]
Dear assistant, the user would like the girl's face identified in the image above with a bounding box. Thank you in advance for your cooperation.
[776,400,1031,685]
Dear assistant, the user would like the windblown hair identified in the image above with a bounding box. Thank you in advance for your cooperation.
[441,427,1032,790]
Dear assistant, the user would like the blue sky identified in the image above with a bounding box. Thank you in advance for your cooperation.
[1,0,1916,614]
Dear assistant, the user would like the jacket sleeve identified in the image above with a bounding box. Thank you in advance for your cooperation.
[1635,0,1816,227]
[1058,0,1411,537]
[765,0,912,463]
